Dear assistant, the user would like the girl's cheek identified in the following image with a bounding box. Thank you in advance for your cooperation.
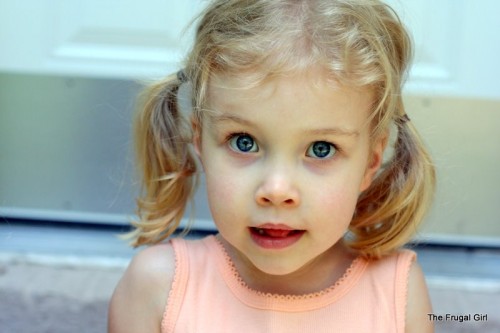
[206,169,237,200]
[316,181,359,210]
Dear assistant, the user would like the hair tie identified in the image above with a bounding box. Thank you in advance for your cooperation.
[177,69,188,83]
[396,114,410,125]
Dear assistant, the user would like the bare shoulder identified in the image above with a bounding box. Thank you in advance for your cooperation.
[108,242,176,333]
[406,260,434,333]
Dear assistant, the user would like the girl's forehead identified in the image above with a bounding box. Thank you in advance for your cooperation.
[206,70,373,109]
[204,70,375,134]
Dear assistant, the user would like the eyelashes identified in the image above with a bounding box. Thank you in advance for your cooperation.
[225,133,339,159]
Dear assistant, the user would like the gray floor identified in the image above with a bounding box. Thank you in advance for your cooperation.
[1,222,499,332]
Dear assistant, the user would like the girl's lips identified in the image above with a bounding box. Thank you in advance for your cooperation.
[249,226,305,250]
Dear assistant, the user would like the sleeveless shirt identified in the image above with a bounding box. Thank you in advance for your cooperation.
[161,235,415,333]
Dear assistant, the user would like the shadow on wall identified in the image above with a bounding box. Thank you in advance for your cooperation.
[0,72,213,228]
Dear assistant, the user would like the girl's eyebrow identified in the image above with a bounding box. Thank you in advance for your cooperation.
[210,113,254,126]
[211,113,360,138]
[306,128,360,137]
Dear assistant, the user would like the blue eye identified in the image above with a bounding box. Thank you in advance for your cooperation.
[229,134,258,153]
[306,141,336,159]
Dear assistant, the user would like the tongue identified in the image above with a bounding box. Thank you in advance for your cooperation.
[264,229,293,238]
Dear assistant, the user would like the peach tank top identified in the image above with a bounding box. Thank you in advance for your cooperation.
[161,235,415,333]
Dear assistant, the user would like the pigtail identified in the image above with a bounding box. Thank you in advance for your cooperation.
[348,115,436,259]
[127,73,198,247]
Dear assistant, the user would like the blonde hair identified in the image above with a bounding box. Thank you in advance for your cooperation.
[129,0,436,258]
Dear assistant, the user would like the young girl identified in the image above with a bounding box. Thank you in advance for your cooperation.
[109,0,436,332]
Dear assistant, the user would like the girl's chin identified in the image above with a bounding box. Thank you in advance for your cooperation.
[245,251,316,277]
[220,237,307,276]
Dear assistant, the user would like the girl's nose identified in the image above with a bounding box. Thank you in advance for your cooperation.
[255,169,300,208]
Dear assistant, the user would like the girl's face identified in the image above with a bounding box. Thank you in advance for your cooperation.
[195,70,385,278]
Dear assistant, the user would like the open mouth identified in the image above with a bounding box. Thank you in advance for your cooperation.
[249,227,305,249]
[251,227,303,238]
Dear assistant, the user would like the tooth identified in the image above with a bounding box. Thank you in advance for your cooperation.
[258,228,265,235]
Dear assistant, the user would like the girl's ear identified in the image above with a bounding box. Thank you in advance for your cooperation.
[360,133,389,192]
[191,115,202,157]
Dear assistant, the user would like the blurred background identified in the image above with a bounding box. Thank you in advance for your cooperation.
[1,0,499,332]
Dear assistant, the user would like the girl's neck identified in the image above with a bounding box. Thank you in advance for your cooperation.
[216,234,357,295]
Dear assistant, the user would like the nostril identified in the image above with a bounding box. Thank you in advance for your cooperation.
[257,196,296,206]
[258,197,271,205]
